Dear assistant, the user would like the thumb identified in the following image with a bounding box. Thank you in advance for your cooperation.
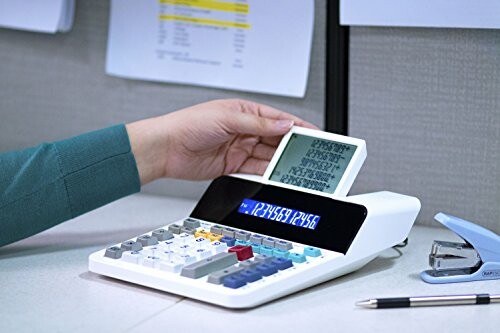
[230,113,294,137]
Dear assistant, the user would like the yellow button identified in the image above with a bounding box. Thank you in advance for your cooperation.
[207,233,223,241]
[195,230,209,238]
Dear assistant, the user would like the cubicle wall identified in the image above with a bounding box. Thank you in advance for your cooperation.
[348,27,500,232]
[1,2,498,233]
[0,0,326,199]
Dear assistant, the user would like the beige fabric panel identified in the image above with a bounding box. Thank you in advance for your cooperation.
[349,27,500,232]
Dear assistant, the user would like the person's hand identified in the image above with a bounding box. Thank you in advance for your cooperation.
[126,99,318,185]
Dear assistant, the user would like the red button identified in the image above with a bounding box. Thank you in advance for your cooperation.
[228,245,253,261]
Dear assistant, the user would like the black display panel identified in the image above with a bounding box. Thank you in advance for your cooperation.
[189,176,367,254]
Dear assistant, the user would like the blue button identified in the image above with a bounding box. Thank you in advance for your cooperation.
[303,247,322,257]
[272,257,293,270]
[235,239,251,247]
[223,275,247,289]
[289,253,307,263]
[256,263,278,276]
[260,245,274,256]
[273,248,289,259]
[240,269,262,283]
[220,236,236,247]
[250,243,261,254]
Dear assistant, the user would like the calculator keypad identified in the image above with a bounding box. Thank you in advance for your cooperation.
[104,218,324,289]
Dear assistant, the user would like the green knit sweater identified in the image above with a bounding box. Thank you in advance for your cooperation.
[0,125,141,247]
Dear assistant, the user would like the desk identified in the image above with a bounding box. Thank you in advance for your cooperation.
[1,193,498,332]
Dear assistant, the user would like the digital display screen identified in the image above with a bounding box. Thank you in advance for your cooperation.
[238,198,320,230]
[190,176,367,254]
[269,134,357,194]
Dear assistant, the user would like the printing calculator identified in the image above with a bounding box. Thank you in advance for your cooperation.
[89,126,421,308]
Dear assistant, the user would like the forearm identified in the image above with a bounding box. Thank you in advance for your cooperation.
[126,116,169,185]
[0,125,141,247]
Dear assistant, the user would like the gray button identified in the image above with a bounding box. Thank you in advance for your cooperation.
[254,254,274,264]
[180,252,238,279]
[239,259,259,269]
[121,240,142,251]
[275,240,293,251]
[210,225,224,235]
[222,228,236,238]
[104,246,123,259]
[262,237,275,247]
[249,234,264,245]
[168,224,182,234]
[183,218,200,229]
[152,229,174,242]
[152,229,174,241]
[137,235,158,246]
[235,231,250,241]
[181,226,196,235]
[207,266,244,285]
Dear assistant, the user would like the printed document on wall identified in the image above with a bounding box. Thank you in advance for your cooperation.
[340,0,500,29]
[107,0,314,97]
[0,0,75,33]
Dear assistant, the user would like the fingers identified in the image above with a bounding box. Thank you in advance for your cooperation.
[238,157,270,175]
[226,111,294,137]
[252,142,276,161]
[260,135,284,147]
[237,99,319,130]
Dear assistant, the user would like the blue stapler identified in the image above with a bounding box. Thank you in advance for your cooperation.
[421,212,500,283]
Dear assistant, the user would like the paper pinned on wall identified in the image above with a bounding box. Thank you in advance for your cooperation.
[340,0,500,29]
[0,0,75,33]
[106,0,314,98]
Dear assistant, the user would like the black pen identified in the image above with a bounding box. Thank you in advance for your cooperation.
[356,293,500,309]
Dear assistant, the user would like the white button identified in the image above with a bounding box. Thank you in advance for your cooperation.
[122,251,143,264]
[159,240,176,250]
[143,256,161,269]
[142,246,159,257]
[159,260,184,273]
[174,254,197,265]
[192,248,212,260]
[158,250,175,261]
[210,241,227,254]
[178,233,195,244]
[175,244,194,255]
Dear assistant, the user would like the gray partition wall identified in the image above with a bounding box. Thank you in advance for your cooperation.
[348,27,500,232]
[2,2,499,233]
[0,0,326,199]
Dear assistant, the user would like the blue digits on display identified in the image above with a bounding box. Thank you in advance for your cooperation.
[238,199,320,230]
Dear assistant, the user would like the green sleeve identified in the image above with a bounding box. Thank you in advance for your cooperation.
[0,124,141,247]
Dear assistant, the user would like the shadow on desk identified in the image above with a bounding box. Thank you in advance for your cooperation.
[0,226,153,259]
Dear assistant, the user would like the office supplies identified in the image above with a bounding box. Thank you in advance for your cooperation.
[89,129,420,308]
[421,213,500,283]
[356,293,500,309]
[263,126,366,197]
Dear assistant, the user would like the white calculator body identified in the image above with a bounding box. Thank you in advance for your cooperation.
[89,128,420,308]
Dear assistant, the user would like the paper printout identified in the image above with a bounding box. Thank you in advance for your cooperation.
[107,0,314,97]
[0,0,75,33]
[340,0,500,29]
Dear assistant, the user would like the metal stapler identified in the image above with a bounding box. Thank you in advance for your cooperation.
[421,212,500,283]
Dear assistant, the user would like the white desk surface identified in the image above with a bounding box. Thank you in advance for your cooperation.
[1,193,499,332]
